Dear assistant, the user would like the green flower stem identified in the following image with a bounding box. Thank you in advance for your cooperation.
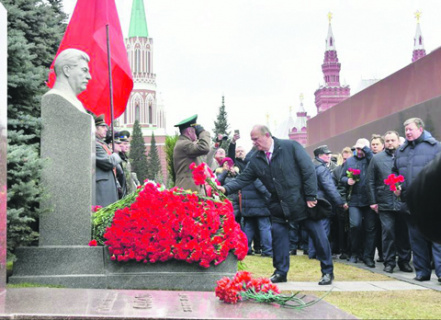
[240,289,332,309]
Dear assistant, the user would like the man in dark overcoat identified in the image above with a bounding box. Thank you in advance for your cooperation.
[366,130,412,274]
[392,117,441,282]
[219,125,334,285]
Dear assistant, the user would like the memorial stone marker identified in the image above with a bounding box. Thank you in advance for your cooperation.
[0,3,8,294]
[9,49,106,288]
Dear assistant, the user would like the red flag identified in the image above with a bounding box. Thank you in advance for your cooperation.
[47,0,133,124]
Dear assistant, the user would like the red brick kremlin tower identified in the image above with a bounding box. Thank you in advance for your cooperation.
[412,10,426,62]
[314,13,350,114]
[117,0,168,180]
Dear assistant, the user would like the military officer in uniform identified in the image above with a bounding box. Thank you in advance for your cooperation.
[94,115,122,207]
[173,115,210,193]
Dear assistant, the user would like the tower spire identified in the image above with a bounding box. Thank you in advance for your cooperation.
[128,0,149,38]
[412,10,426,62]
[314,13,350,114]
[325,12,336,51]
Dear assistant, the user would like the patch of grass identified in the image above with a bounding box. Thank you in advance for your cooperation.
[312,290,441,319]
[244,255,391,281]
[243,255,441,319]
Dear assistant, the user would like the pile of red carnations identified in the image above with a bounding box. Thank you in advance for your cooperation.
[216,271,324,309]
[102,181,248,268]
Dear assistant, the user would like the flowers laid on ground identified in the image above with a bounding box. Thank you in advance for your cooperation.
[91,177,247,268]
[384,173,405,191]
[215,271,325,309]
[346,168,361,201]
[190,162,226,200]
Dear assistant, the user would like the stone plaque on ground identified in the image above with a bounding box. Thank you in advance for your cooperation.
[0,288,357,319]
[0,3,7,294]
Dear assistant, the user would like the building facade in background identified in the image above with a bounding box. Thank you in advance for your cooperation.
[116,0,168,181]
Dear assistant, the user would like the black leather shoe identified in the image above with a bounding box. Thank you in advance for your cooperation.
[364,259,375,268]
[398,262,413,273]
[339,253,348,260]
[414,275,430,281]
[270,273,287,283]
[376,257,384,263]
[290,250,297,255]
[383,265,394,273]
[438,277,441,283]
[318,273,334,285]
[261,253,273,258]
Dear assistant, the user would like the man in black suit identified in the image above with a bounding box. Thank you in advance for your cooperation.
[219,125,334,285]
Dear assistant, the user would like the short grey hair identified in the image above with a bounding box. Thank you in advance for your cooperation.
[252,124,272,136]
[403,117,424,129]
[54,48,90,76]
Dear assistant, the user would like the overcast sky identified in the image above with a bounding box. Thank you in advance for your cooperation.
[62,0,441,150]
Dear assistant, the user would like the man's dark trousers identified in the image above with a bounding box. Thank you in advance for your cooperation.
[349,206,376,261]
[379,210,411,268]
[405,214,441,278]
[272,219,333,276]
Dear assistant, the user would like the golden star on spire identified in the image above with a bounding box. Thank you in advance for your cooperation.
[414,10,422,23]
[328,12,333,23]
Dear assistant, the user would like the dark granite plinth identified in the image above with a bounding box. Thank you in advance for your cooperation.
[0,288,357,319]
[8,246,107,289]
[10,247,237,291]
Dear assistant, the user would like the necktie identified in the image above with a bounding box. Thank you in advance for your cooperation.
[265,151,271,164]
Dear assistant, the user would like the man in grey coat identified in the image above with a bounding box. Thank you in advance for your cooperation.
[94,115,122,207]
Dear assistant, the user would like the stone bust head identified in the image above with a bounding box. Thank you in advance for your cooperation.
[52,48,92,97]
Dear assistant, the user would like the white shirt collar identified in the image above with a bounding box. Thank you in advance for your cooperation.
[268,139,274,154]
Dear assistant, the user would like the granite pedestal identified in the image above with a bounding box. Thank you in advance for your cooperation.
[0,288,357,319]
[9,247,238,291]
[9,83,97,288]
[0,3,8,294]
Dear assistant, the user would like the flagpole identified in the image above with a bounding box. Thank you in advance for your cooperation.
[106,24,115,152]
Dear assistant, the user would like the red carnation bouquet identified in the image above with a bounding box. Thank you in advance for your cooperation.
[384,174,404,191]
[346,168,361,201]
[384,174,404,200]
[346,168,361,181]
[216,271,325,308]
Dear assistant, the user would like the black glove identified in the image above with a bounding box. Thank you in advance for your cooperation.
[194,124,204,136]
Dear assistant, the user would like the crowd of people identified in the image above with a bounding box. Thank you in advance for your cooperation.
[173,115,441,285]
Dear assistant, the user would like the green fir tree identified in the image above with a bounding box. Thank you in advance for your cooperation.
[146,132,162,182]
[165,134,179,188]
[2,0,67,258]
[213,95,231,150]
[130,120,149,184]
